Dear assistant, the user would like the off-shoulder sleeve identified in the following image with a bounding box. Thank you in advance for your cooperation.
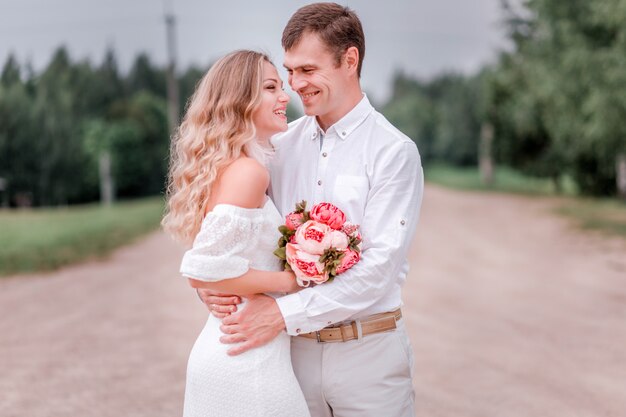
[180,206,265,282]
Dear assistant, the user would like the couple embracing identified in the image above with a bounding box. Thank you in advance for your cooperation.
[162,3,424,417]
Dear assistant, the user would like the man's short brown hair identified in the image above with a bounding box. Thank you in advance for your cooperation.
[282,2,365,77]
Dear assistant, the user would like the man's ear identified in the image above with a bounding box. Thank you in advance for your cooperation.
[343,46,359,76]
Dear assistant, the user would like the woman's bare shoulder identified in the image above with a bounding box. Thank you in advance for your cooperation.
[213,157,269,209]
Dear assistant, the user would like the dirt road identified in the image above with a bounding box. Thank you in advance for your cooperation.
[1,185,625,417]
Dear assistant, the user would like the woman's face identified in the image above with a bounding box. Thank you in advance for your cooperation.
[252,61,290,141]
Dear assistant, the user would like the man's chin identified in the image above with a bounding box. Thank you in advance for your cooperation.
[302,106,318,116]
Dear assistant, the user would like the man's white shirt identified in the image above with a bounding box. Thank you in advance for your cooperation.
[269,95,424,336]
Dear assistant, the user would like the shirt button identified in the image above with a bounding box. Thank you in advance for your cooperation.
[400,219,406,226]
[312,132,317,138]
[322,152,328,157]
[296,328,301,334]
[341,131,347,136]
[317,180,322,186]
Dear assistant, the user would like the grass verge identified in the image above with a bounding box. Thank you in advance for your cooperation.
[425,163,626,240]
[424,163,578,196]
[0,197,164,277]
[554,198,626,240]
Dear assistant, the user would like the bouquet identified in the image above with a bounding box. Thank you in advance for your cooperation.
[274,201,362,287]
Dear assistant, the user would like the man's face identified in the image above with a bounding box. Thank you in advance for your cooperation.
[283,33,348,125]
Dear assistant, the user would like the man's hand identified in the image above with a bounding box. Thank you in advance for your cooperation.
[220,294,285,356]
[196,289,241,319]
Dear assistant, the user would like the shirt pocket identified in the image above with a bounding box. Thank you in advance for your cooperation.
[332,175,369,223]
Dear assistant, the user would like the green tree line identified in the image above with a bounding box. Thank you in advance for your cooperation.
[2,1,624,207]
[383,0,626,197]
[0,47,206,207]
[0,47,303,208]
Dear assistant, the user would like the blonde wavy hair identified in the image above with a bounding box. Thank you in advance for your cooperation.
[162,50,273,245]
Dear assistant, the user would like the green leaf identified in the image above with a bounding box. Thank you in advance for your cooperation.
[320,247,345,265]
[295,200,308,213]
[349,244,361,254]
[273,246,286,260]
[278,225,294,236]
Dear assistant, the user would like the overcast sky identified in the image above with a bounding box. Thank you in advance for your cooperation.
[0,0,510,105]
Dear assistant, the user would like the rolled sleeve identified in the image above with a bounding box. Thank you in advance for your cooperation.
[277,140,424,333]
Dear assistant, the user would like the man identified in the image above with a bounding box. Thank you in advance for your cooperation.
[199,3,423,416]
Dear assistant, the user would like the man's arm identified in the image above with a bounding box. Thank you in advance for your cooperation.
[220,141,423,353]
[275,140,424,335]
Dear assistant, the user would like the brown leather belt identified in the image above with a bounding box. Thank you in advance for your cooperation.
[298,308,402,343]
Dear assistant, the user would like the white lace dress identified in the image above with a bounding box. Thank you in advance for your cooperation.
[179,199,310,417]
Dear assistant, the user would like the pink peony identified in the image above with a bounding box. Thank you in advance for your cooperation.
[341,221,359,237]
[329,230,349,250]
[310,203,346,230]
[285,211,305,231]
[336,249,360,275]
[294,220,333,255]
[286,243,329,286]
[353,231,362,250]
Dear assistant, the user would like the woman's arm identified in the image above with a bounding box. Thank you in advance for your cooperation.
[187,269,299,296]
[187,158,296,295]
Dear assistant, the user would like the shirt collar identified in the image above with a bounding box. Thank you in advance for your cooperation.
[309,94,373,141]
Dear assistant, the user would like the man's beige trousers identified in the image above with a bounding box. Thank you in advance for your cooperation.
[291,319,416,417]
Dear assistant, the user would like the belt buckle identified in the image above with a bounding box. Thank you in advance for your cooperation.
[315,330,325,343]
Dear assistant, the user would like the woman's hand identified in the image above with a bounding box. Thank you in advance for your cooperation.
[281,271,302,294]
[197,288,241,318]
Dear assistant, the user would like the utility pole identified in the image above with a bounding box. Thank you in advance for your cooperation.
[0,177,7,207]
[164,1,180,134]
[479,122,494,187]
[99,151,114,206]
[617,152,626,200]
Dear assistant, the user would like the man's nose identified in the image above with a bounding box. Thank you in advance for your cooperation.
[290,74,307,91]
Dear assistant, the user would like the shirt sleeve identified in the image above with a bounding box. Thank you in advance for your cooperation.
[276,140,424,335]
[180,210,263,281]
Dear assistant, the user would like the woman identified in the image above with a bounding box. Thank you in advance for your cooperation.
[162,50,310,417]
